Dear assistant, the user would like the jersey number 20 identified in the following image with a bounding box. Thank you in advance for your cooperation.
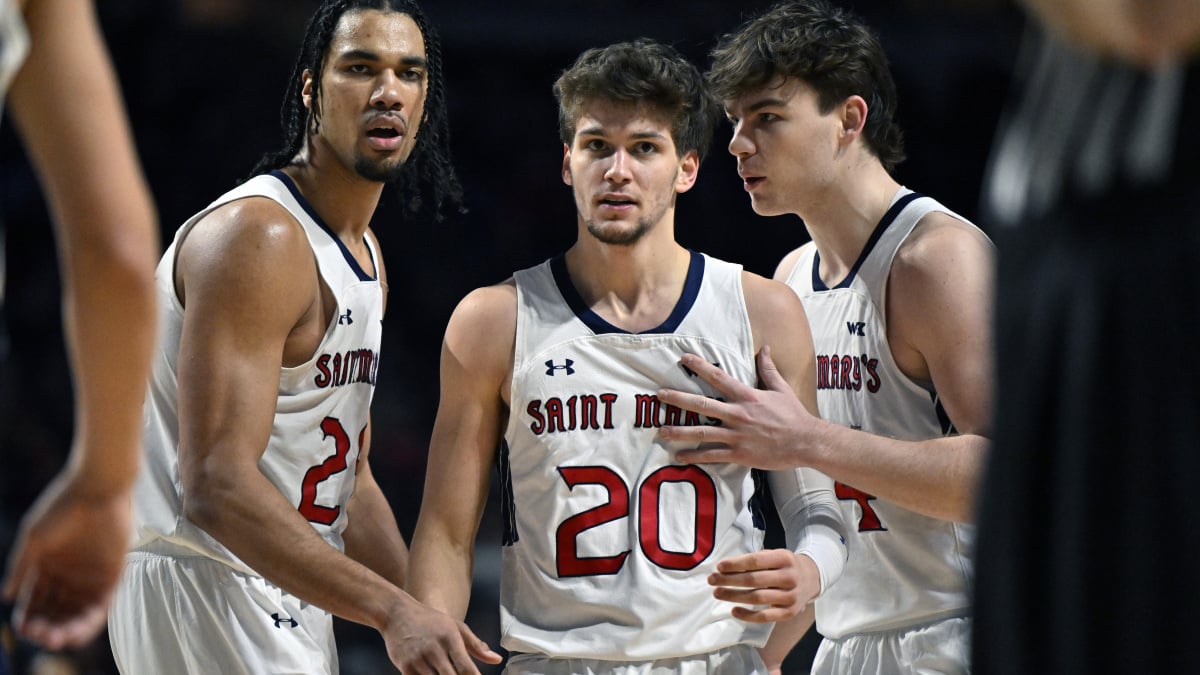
[555,465,717,577]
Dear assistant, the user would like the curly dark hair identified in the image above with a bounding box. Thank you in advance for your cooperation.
[708,0,906,171]
[553,39,720,162]
[248,0,462,220]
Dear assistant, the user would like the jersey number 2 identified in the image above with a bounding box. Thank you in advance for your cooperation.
[555,465,717,577]
[298,417,360,525]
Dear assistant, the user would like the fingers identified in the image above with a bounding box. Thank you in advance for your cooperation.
[730,604,800,624]
[676,354,749,399]
[459,623,503,664]
[756,345,789,393]
[9,568,113,650]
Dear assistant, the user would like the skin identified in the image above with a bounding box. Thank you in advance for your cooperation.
[169,10,496,673]
[407,99,837,669]
[658,78,994,525]
[1,0,158,650]
[1018,0,1200,64]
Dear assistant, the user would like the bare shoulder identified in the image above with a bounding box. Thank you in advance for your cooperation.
[894,211,994,285]
[444,279,518,373]
[772,242,815,283]
[176,196,317,310]
[740,270,810,353]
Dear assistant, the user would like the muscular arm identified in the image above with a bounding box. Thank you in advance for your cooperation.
[408,283,515,620]
[1019,0,1200,64]
[659,219,993,524]
[1,0,157,649]
[175,203,495,673]
[176,201,410,629]
[808,214,994,523]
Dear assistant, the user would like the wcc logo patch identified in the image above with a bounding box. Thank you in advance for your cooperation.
[846,321,866,336]
[545,359,575,376]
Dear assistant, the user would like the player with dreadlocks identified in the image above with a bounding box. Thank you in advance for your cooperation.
[107,1,501,673]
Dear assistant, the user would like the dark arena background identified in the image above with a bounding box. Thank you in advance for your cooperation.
[0,1,1022,673]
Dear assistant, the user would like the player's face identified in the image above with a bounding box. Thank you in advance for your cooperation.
[723,78,843,217]
[563,101,699,246]
[304,9,427,183]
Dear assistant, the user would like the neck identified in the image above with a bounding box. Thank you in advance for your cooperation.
[799,160,901,276]
[281,157,385,242]
[564,219,691,332]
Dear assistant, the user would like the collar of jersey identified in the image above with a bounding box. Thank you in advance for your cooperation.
[270,170,376,282]
[551,249,705,335]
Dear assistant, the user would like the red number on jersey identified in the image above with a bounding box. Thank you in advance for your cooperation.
[835,481,887,531]
[555,465,718,577]
[298,417,352,525]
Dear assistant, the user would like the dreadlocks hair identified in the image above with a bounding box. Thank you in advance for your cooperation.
[248,0,463,220]
[553,39,720,163]
[708,0,906,172]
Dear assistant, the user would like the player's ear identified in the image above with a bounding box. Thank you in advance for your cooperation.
[839,95,868,147]
[562,144,573,186]
[675,150,700,193]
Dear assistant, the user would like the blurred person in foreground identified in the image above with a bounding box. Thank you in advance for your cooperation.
[1,0,158,652]
[973,1,1200,673]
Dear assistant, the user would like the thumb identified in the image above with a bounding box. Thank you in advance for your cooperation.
[757,345,788,392]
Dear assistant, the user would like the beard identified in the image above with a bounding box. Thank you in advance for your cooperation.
[354,154,408,183]
[585,217,653,246]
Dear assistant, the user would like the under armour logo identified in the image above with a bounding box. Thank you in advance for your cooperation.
[338,309,354,325]
[545,359,575,376]
[272,613,299,629]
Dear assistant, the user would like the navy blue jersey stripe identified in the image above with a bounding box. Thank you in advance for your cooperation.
[269,170,376,282]
[498,439,518,546]
[812,191,924,291]
[551,250,705,335]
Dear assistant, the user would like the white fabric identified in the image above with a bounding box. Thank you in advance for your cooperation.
[499,252,843,661]
[783,188,978,640]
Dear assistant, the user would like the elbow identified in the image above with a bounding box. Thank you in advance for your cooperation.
[180,456,238,534]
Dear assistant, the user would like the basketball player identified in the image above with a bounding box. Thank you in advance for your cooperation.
[105,1,499,673]
[1,0,158,651]
[407,39,848,674]
[654,2,994,672]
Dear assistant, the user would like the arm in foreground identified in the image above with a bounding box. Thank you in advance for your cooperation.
[1,0,158,650]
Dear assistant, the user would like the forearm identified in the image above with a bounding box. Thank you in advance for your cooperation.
[759,604,815,673]
[344,481,409,588]
[408,524,477,620]
[769,467,846,594]
[811,423,987,523]
[11,0,158,495]
[185,467,413,631]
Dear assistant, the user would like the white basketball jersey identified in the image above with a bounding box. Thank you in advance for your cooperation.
[0,0,28,114]
[783,189,978,639]
[133,171,383,573]
[500,252,772,660]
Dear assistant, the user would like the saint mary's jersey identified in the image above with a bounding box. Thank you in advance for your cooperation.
[131,170,383,573]
[500,251,772,660]
[782,188,980,639]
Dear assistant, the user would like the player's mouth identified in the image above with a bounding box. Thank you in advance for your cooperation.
[597,194,637,212]
[365,116,406,151]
